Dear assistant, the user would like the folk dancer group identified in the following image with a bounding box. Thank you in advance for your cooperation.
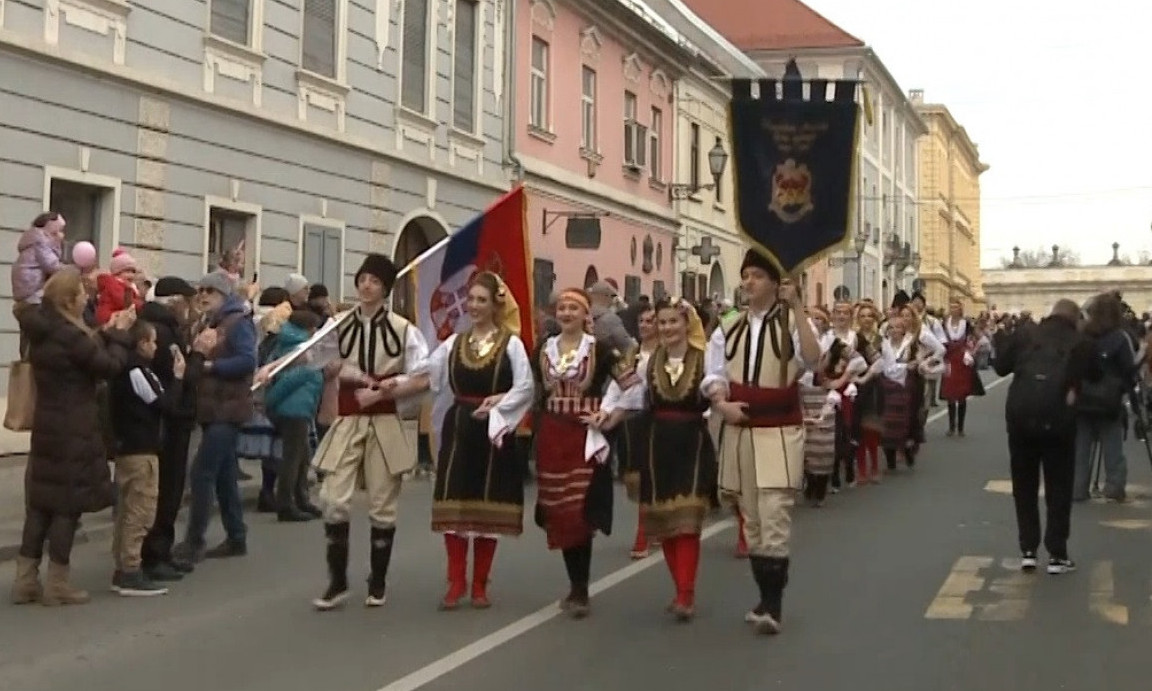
[291,249,981,636]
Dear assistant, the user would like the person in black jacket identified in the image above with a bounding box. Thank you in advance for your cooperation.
[109,319,187,596]
[137,277,201,582]
[994,299,1098,575]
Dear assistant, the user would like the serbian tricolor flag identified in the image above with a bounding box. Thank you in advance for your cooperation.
[411,185,535,351]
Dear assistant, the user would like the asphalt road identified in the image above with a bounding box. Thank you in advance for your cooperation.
[3,373,1152,691]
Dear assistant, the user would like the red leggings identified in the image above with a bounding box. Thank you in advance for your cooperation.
[856,429,880,478]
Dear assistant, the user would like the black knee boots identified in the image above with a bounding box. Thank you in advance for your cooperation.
[314,522,349,610]
[748,555,790,634]
[367,526,396,606]
[560,542,592,618]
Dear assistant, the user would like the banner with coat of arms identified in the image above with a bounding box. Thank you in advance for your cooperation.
[728,60,860,276]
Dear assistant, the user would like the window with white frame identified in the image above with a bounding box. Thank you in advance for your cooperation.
[689,122,700,189]
[622,91,646,169]
[210,0,252,45]
[581,66,597,150]
[529,37,549,129]
[301,0,338,78]
[452,0,478,132]
[207,205,258,276]
[649,107,662,180]
[301,223,343,297]
[401,0,429,113]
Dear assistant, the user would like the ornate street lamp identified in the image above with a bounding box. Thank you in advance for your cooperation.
[853,230,868,256]
[669,137,729,200]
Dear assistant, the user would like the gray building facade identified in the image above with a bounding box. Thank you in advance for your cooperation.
[0,0,511,370]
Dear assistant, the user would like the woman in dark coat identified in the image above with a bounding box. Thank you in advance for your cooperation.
[10,267,134,607]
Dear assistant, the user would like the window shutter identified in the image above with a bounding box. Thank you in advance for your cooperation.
[210,0,251,45]
[401,0,429,112]
[302,0,338,78]
[302,226,325,284]
[452,0,478,132]
[322,228,342,292]
[635,123,647,167]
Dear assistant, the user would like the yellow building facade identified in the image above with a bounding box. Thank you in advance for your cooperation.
[912,91,989,310]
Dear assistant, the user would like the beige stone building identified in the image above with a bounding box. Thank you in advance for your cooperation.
[984,263,1152,316]
[911,91,988,310]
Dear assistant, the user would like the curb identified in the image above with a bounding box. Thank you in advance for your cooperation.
[0,482,264,564]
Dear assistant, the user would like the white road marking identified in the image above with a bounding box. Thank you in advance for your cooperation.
[380,374,1012,690]
[376,518,736,691]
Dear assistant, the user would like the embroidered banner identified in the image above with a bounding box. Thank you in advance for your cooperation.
[729,60,859,276]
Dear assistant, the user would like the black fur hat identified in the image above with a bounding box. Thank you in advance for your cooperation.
[355,253,398,291]
[740,248,781,282]
[891,290,911,309]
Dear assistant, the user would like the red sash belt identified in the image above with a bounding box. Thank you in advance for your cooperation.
[653,410,704,423]
[729,382,802,428]
[337,376,398,416]
[455,395,486,406]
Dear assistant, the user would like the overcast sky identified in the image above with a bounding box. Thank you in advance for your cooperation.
[803,0,1152,267]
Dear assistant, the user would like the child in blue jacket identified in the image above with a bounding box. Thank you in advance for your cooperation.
[264,310,325,522]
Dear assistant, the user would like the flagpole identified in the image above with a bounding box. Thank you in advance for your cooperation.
[250,234,456,391]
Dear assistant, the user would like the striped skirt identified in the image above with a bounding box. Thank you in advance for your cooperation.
[880,376,916,448]
[801,384,836,476]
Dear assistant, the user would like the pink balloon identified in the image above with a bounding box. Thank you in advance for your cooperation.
[72,241,97,269]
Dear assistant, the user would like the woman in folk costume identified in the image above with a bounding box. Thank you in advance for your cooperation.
[938,297,986,436]
[617,302,660,559]
[311,254,432,611]
[820,301,868,489]
[427,272,535,610]
[531,288,638,619]
[870,300,945,470]
[850,302,886,483]
[799,306,837,505]
[597,297,718,621]
[704,249,821,636]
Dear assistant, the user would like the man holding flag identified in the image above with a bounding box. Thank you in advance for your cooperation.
[311,253,431,611]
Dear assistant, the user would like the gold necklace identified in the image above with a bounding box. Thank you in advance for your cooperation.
[555,337,582,371]
[664,358,684,386]
[468,328,498,359]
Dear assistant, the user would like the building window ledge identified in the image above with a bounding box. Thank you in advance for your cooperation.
[45,0,132,65]
[295,69,350,132]
[448,128,485,174]
[712,201,726,213]
[527,124,556,144]
[203,34,266,107]
[621,165,642,181]
[394,106,438,161]
[648,178,667,193]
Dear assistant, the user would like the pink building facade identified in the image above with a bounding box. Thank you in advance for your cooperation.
[514,0,693,305]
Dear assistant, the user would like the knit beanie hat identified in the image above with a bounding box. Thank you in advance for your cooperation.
[108,247,137,276]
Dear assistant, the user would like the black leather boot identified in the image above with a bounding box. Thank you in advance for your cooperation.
[313,522,349,611]
[366,526,395,607]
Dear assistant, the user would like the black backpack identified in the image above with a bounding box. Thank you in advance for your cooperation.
[1005,334,1073,436]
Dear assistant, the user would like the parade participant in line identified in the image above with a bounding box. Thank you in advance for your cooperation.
[599,297,717,621]
[799,306,837,505]
[427,272,535,610]
[939,298,986,436]
[872,302,945,470]
[617,302,659,559]
[851,303,886,483]
[704,249,821,636]
[820,301,867,489]
[310,254,431,611]
[911,291,943,408]
[532,288,637,619]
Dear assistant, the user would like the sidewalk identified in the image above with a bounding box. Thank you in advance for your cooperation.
[0,457,264,562]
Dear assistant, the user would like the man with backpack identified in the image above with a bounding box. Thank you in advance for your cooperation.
[993,299,1098,575]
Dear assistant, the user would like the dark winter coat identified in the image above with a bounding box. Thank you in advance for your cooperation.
[17,304,132,515]
[139,301,200,421]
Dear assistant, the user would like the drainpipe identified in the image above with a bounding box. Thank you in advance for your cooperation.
[503,0,523,182]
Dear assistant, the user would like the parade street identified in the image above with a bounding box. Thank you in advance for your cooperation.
[2,374,1151,691]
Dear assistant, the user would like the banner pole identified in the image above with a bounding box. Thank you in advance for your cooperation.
[250,233,454,391]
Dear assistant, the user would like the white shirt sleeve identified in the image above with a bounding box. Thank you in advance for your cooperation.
[603,360,648,413]
[792,316,821,369]
[701,325,729,399]
[427,335,456,395]
[128,367,159,406]
[404,325,432,376]
[919,328,946,360]
[486,336,536,440]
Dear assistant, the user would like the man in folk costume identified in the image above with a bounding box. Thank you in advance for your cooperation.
[704,249,821,635]
[311,254,431,611]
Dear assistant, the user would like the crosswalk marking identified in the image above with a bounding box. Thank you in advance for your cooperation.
[925,556,1152,625]
[1089,561,1129,625]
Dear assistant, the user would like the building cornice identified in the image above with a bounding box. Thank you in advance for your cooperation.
[569,0,696,77]
[918,105,988,173]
